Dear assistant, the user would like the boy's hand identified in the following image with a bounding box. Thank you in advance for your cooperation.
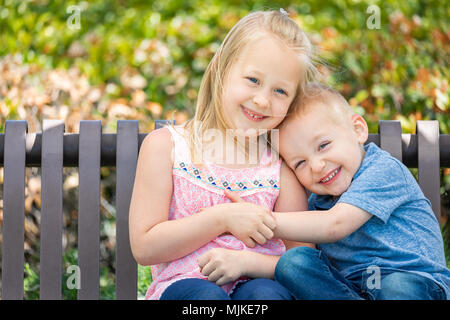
[220,190,276,247]
[198,248,245,286]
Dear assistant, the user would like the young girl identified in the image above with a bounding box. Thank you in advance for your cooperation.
[129,9,318,300]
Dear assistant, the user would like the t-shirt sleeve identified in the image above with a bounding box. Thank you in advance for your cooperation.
[337,158,410,224]
[308,194,316,210]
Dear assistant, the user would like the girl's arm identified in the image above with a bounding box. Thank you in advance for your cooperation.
[129,128,276,266]
[129,128,225,266]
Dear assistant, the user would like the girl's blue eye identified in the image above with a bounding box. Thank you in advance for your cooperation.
[276,88,287,95]
[248,77,258,84]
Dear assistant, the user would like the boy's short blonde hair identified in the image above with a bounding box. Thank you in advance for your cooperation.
[281,83,355,127]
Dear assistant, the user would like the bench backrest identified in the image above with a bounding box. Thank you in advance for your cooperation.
[0,119,448,300]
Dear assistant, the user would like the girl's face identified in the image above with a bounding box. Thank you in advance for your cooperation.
[221,36,302,135]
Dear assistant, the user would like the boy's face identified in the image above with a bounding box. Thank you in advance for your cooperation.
[279,105,368,196]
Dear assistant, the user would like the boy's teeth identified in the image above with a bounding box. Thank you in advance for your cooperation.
[321,168,339,183]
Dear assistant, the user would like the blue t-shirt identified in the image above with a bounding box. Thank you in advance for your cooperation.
[309,142,450,298]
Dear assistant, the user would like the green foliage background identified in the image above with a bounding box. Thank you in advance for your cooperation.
[0,0,448,299]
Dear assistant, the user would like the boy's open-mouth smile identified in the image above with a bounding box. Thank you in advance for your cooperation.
[319,166,341,185]
[241,105,268,122]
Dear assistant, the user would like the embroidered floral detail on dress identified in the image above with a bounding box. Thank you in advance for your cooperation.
[174,161,279,191]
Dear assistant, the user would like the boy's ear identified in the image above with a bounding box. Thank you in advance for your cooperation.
[351,114,369,144]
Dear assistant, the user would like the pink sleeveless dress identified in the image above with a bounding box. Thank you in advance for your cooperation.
[145,125,285,300]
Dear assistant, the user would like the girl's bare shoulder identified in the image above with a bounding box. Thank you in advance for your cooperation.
[139,126,174,165]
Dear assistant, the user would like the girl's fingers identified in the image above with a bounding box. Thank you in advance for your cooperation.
[197,252,210,269]
[251,231,267,246]
[224,190,245,203]
[199,258,217,277]
[263,213,277,230]
[215,275,231,286]
[258,224,274,241]
[207,269,223,283]
[243,237,256,248]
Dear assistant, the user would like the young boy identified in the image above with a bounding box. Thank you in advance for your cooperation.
[206,85,450,300]
[267,84,449,299]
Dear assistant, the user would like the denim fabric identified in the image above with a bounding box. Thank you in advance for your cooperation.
[274,247,446,300]
[230,278,293,300]
[360,270,447,300]
[160,278,293,300]
[275,247,363,300]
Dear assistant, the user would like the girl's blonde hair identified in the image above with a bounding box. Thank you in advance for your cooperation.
[182,10,319,164]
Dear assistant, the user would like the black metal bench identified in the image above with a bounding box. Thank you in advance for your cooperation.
[0,119,448,300]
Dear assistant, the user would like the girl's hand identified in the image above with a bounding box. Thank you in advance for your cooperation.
[213,190,276,248]
[198,248,245,286]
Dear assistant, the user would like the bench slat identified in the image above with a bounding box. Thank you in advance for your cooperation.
[154,119,173,130]
[2,120,27,300]
[40,120,64,300]
[417,120,441,221]
[77,121,101,299]
[379,120,402,161]
[0,119,445,301]
[115,120,138,299]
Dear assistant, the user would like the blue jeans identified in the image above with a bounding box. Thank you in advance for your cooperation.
[274,247,446,300]
[160,278,293,300]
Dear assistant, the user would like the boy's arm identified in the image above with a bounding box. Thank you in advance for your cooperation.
[199,161,314,283]
[224,161,373,244]
[239,161,316,278]
[274,202,373,243]
[273,161,315,249]
[200,204,372,285]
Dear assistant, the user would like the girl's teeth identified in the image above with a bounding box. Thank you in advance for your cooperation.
[244,108,265,119]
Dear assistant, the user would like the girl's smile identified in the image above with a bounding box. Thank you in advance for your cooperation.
[240,105,269,122]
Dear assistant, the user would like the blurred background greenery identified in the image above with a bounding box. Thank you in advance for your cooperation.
[0,0,448,299]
